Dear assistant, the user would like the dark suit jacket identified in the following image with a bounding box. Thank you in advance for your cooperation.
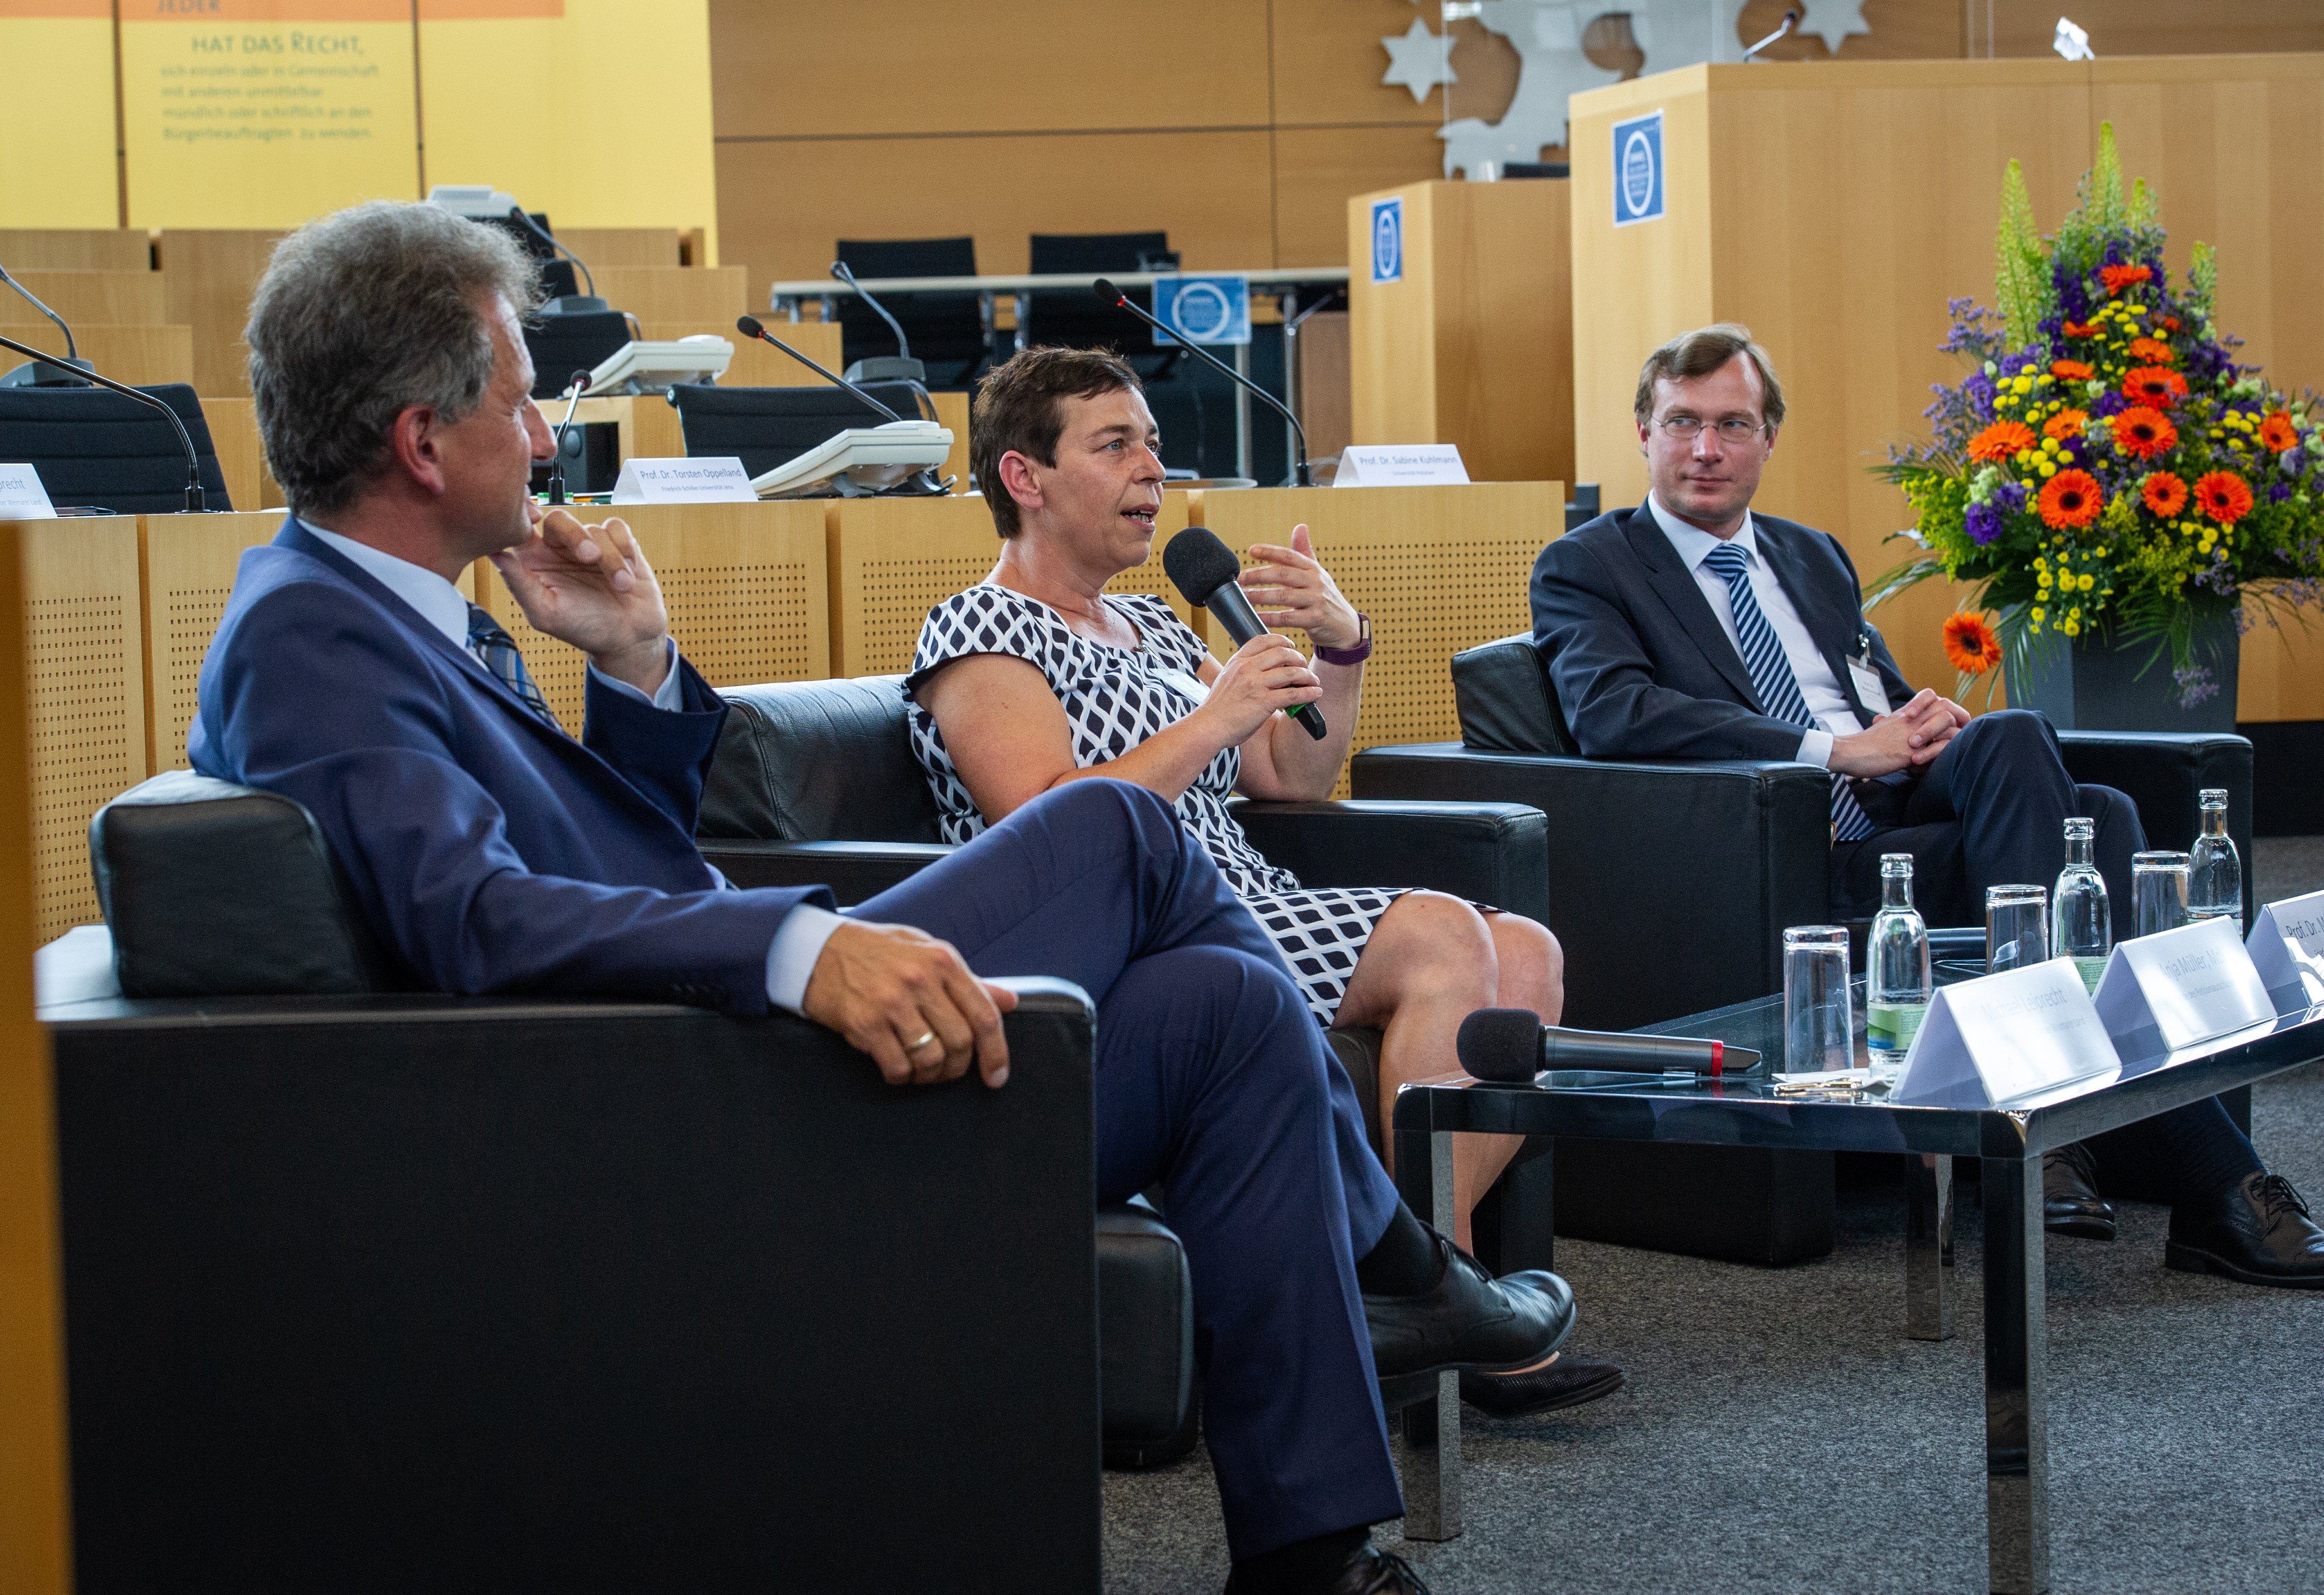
[1529,504,1916,764]
[188,519,827,1015]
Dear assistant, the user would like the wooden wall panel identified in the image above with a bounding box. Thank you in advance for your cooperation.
[551,227,686,269]
[0,229,149,271]
[158,230,287,399]
[587,266,747,324]
[7,270,165,327]
[1273,125,1447,269]
[139,510,281,773]
[0,323,191,389]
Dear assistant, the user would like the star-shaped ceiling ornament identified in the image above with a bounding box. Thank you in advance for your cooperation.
[1381,17,1457,104]
[1802,0,1871,54]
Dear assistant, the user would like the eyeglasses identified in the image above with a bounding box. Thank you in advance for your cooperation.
[1653,414,1767,442]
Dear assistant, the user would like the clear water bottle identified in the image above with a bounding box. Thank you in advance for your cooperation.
[1867,854,1931,1082]
[2052,817,2112,992]
[2188,787,2242,925]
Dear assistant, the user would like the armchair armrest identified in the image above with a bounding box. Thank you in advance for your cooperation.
[1350,742,1832,1030]
[700,838,956,905]
[1230,799,1552,924]
[2057,730,2254,928]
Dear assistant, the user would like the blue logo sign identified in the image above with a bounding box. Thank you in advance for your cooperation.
[1611,109,1665,227]
[1370,197,1403,284]
[1152,275,1252,347]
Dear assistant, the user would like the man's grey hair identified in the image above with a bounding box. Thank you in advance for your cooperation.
[1633,323,1786,430]
[245,200,542,517]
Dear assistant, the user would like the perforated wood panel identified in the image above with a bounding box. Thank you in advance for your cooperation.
[1197,483,1557,798]
[140,512,286,773]
[475,502,829,729]
[19,522,147,939]
[828,492,1199,679]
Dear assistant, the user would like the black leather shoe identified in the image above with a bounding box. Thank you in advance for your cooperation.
[1223,1540,1431,1595]
[2166,1171,2324,1288]
[2044,1142,2116,1240]
[1460,1355,1624,1418]
[1363,1234,1574,1380]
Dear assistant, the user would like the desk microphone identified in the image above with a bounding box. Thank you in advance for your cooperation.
[827,261,928,385]
[546,368,592,505]
[735,315,908,424]
[1091,278,1311,487]
[0,264,93,386]
[1162,525,1327,741]
[1457,1008,1756,1081]
[0,331,205,511]
[506,207,607,314]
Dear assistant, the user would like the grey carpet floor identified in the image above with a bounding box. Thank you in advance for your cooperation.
[1101,849,2324,1594]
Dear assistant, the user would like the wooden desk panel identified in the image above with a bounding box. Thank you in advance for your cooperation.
[0,229,150,272]
[198,397,282,515]
[0,323,192,389]
[556,228,686,269]
[595,266,747,324]
[7,271,167,328]
[19,518,146,938]
[1198,483,1555,796]
[157,230,287,399]
[473,501,829,728]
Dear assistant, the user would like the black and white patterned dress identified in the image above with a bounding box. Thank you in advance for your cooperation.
[907,583,1404,1027]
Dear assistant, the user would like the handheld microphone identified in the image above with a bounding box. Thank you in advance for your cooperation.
[0,264,93,386]
[1162,526,1327,741]
[0,331,205,511]
[546,368,592,505]
[1091,278,1311,487]
[735,315,906,424]
[1456,1008,1760,1082]
[506,207,606,313]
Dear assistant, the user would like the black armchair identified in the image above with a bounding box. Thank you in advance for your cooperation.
[60,773,1104,1590]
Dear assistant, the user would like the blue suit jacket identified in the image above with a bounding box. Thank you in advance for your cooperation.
[1529,505,1917,763]
[188,519,827,1014]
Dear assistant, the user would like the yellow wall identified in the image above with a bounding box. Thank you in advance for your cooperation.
[0,6,121,229]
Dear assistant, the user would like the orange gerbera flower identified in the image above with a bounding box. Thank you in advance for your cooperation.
[2050,359,2095,381]
[2037,470,2104,529]
[2062,319,2096,338]
[2044,408,2089,440]
[2112,406,2178,460]
[1943,612,2004,676]
[2142,471,2188,516]
[2127,336,2175,364]
[1968,420,2037,462]
[2100,263,2154,296]
[2193,471,2254,525]
[2123,366,2189,405]
[2259,410,2300,452]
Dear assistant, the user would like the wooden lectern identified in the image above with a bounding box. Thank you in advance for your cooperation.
[1568,55,2324,717]
[1346,178,1573,488]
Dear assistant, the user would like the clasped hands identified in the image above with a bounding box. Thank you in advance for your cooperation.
[1829,688,1970,778]
[492,506,673,696]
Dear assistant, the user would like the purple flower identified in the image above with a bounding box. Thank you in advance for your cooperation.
[1965,501,2004,544]
[2174,663,2220,710]
[1992,480,2028,514]
[2271,481,2293,502]
[2092,391,2128,419]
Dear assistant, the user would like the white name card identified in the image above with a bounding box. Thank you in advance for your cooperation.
[1891,958,2119,1107]
[2246,891,2324,1015]
[0,462,57,520]
[2091,915,2276,1059]
[610,456,755,505]
[1334,444,1469,488]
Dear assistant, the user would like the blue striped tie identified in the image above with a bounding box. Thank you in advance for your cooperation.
[1701,542,1875,842]
[466,603,561,731]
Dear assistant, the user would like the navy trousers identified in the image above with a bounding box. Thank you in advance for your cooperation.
[854,779,1406,1558]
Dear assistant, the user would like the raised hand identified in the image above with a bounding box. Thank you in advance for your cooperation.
[492,508,671,692]
[1240,524,1362,652]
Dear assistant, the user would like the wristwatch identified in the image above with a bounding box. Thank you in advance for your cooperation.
[1315,612,1372,666]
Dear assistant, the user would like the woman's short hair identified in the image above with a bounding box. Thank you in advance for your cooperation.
[1632,323,1786,430]
[971,346,1143,538]
[245,199,542,517]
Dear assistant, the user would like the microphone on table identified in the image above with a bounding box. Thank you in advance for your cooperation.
[1456,1008,1762,1082]
[0,264,93,386]
[505,207,607,313]
[1091,277,1312,487]
[0,331,206,511]
[1162,525,1328,741]
[545,368,592,505]
[735,315,908,424]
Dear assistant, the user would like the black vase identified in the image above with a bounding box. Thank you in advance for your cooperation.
[2010,612,2240,733]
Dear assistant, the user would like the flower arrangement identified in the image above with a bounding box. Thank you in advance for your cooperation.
[1873,124,2324,707]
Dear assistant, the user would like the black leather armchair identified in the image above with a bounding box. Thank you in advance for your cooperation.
[60,773,1104,1590]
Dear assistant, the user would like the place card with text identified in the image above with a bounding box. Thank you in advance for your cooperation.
[2091,916,2276,1061]
[0,462,56,520]
[1891,957,2119,1107]
[610,456,755,505]
[2247,891,2324,1015]
[1334,444,1469,488]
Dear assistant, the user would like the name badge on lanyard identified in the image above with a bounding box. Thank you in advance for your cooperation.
[1846,631,1889,717]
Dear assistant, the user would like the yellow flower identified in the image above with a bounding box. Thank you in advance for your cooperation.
[2062,620,2081,637]
[2038,461,2058,478]
[2031,605,2046,621]
[2078,573,2094,591]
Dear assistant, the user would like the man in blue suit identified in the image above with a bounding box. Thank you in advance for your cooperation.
[193,199,1575,1593]
[1530,322,2324,1286]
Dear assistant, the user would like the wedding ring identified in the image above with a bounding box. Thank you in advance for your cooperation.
[906,1030,940,1054]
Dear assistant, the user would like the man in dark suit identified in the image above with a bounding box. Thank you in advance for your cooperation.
[191,199,1576,1594]
[1531,322,2324,1287]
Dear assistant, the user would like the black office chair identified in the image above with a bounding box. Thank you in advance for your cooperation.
[669,381,927,480]
[1020,231,1175,374]
[520,310,633,399]
[0,382,231,514]
[833,236,990,389]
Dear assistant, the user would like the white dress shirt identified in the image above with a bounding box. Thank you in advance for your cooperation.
[1644,494,1864,769]
[300,519,842,1013]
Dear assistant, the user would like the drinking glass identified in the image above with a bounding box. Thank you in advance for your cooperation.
[1782,925,1854,1073]
[2133,850,2192,938]
[1985,884,2048,974]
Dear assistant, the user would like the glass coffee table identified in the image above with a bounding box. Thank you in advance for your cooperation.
[1382,982,2324,1594]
